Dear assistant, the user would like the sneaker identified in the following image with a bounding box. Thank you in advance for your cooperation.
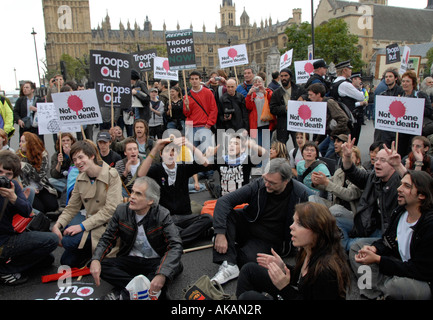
[0,273,28,286]
[211,261,239,285]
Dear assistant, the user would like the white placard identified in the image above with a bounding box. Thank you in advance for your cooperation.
[51,89,102,127]
[279,49,293,71]
[294,59,319,84]
[218,44,249,68]
[375,95,424,136]
[36,103,81,135]
[153,57,179,81]
[399,46,411,75]
[287,101,327,135]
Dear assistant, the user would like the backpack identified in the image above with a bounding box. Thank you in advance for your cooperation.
[336,100,355,132]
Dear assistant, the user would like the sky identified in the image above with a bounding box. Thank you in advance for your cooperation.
[0,0,429,93]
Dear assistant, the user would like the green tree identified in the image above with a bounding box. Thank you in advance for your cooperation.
[60,53,89,82]
[283,18,364,71]
[425,47,433,77]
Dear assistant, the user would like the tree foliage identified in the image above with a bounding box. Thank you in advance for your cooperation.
[284,18,364,71]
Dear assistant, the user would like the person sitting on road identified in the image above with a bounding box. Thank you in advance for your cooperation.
[236,202,351,300]
[90,176,183,300]
[211,158,312,285]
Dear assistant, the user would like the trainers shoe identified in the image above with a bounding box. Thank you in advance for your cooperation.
[211,261,239,285]
[0,273,28,286]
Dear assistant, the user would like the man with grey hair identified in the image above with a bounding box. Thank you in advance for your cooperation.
[90,176,183,300]
[211,158,313,284]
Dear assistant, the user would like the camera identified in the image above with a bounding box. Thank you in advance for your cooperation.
[224,106,235,114]
[0,176,11,189]
[215,77,222,81]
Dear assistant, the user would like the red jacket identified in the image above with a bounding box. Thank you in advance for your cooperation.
[183,86,218,128]
[245,88,276,138]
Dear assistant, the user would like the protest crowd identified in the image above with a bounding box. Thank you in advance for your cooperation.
[1,58,433,301]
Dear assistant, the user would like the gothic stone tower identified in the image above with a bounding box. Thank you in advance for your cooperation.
[43,0,92,72]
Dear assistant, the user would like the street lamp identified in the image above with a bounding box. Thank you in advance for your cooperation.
[311,0,315,59]
[31,28,42,89]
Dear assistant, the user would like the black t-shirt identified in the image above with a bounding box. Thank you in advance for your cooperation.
[215,155,254,196]
[248,181,292,246]
[101,150,122,168]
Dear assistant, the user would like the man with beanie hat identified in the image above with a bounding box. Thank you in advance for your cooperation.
[269,68,306,145]
[131,70,151,123]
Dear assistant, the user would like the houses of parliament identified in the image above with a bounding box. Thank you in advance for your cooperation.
[42,0,302,79]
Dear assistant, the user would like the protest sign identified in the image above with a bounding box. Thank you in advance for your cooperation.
[399,46,411,75]
[287,101,327,135]
[294,59,319,84]
[153,57,179,81]
[165,29,196,70]
[36,102,81,135]
[51,89,103,127]
[218,44,249,68]
[131,49,157,72]
[375,95,424,136]
[280,49,293,71]
[385,43,400,64]
[89,50,132,109]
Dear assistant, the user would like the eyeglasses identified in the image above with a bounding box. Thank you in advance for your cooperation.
[372,157,387,164]
[263,176,281,186]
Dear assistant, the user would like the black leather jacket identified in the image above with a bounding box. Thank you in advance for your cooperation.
[92,202,183,280]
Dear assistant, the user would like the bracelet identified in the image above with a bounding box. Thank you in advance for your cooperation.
[415,161,423,167]
[80,223,85,231]
[148,153,155,159]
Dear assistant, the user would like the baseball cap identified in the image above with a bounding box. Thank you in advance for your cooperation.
[97,131,111,142]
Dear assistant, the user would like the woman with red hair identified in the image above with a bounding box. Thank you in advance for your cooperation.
[17,132,59,214]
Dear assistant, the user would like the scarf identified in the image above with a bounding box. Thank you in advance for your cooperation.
[162,163,177,186]
[223,153,247,166]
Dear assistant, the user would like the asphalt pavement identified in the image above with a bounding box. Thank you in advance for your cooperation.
[0,121,376,300]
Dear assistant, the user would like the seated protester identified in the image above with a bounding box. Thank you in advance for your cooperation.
[137,136,213,247]
[296,141,331,195]
[52,140,123,268]
[362,140,384,172]
[236,202,351,300]
[289,132,309,178]
[17,132,59,214]
[97,131,122,168]
[350,170,433,300]
[337,136,400,252]
[49,133,77,211]
[90,177,183,300]
[309,146,364,220]
[0,150,58,285]
[402,135,433,175]
[328,134,347,169]
[211,158,312,285]
[205,134,266,199]
[115,138,144,197]
[263,140,289,174]
[109,126,126,146]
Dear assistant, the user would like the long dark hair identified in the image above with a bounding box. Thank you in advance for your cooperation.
[404,170,433,212]
[293,202,351,299]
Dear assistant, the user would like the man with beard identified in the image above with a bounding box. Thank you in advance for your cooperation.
[350,170,433,300]
[269,68,306,145]
[374,68,404,143]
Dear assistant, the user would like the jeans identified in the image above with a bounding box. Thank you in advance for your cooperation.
[318,136,335,158]
[336,215,381,252]
[60,213,92,267]
[0,231,58,274]
[349,238,432,300]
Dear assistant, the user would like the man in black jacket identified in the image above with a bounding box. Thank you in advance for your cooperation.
[350,170,433,300]
[211,158,312,284]
[269,68,306,145]
[90,176,183,300]
[217,78,249,132]
[337,135,399,252]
